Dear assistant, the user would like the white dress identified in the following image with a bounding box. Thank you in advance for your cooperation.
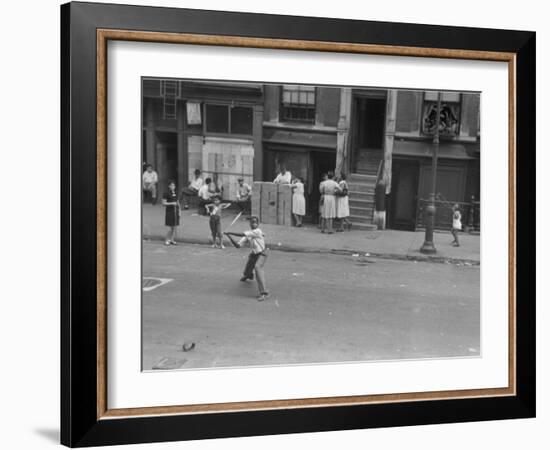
[336,180,350,218]
[292,182,306,216]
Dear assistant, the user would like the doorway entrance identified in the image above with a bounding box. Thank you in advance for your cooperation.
[388,159,420,231]
[351,93,387,175]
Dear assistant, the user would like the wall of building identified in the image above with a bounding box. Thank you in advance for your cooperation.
[143,80,263,200]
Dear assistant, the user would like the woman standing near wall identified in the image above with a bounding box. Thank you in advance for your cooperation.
[318,173,328,229]
[336,173,352,231]
[290,177,306,227]
[320,171,340,234]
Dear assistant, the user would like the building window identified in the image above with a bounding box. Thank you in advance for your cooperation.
[231,106,253,135]
[205,104,253,135]
[422,91,461,136]
[280,85,316,123]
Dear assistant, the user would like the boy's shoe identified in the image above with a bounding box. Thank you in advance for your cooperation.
[257,292,270,301]
[220,244,225,249]
[164,241,171,246]
[170,240,178,245]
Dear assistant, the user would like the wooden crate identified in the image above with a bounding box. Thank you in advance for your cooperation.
[261,183,279,224]
[277,184,293,226]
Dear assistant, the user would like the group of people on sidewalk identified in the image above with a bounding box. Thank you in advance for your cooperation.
[318,170,352,234]
[272,167,352,232]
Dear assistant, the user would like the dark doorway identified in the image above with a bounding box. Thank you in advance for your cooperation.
[155,131,178,195]
[352,95,387,174]
[388,159,420,231]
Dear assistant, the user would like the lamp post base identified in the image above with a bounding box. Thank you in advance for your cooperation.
[420,240,437,254]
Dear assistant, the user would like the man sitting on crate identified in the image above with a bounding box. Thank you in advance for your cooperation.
[235,177,252,214]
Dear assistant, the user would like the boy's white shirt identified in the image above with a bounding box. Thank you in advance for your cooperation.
[238,228,265,254]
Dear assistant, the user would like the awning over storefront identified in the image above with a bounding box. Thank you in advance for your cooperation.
[263,127,337,150]
[393,140,478,160]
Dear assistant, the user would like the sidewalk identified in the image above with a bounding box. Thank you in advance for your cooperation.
[142,204,480,264]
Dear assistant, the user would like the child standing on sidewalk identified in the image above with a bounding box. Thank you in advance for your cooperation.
[161,180,180,246]
[451,204,462,247]
[205,197,231,248]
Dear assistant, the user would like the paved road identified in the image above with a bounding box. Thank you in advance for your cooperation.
[142,242,480,370]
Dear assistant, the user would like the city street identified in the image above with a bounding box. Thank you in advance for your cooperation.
[142,241,480,370]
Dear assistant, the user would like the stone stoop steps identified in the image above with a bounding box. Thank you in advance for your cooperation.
[347,173,378,231]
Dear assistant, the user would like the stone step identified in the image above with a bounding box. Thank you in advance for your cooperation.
[347,183,376,193]
[348,173,377,182]
[348,197,375,207]
[349,214,374,224]
[355,169,379,177]
[347,221,378,231]
[350,206,373,217]
[348,193,374,203]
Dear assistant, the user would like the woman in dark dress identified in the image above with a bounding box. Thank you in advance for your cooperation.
[162,180,180,245]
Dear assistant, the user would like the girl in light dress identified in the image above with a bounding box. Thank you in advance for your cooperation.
[290,177,306,227]
[336,173,352,232]
[451,204,462,247]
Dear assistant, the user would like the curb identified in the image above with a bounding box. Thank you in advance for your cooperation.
[143,235,480,266]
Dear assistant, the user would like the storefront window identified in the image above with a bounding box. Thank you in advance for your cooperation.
[205,104,253,135]
[205,104,229,133]
[230,106,253,135]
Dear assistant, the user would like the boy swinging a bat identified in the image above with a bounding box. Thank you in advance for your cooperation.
[224,216,269,302]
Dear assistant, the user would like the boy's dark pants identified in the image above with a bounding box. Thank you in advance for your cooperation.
[243,252,260,279]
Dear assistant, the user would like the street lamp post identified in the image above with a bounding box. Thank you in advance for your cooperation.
[420,92,442,254]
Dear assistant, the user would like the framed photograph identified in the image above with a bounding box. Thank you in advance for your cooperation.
[61,1,535,447]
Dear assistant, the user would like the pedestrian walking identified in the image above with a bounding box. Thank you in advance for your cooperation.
[451,204,462,247]
[290,177,306,227]
[336,173,352,231]
[205,197,232,248]
[320,171,340,234]
[161,180,180,245]
[224,216,269,302]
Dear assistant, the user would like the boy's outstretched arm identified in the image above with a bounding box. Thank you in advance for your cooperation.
[223,232,242,248]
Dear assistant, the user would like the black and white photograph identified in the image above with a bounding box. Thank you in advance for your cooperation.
[141,79,481,371]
